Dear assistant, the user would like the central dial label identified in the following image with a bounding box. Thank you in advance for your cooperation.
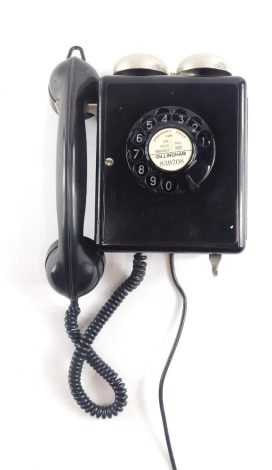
[148,127,193,172]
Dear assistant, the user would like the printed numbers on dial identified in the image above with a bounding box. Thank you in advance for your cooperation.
[156,108,171,123]
[146,174,160,189]
[134,163,148,176]
[187,117,202,134]
[173,109,188,124]
[141,116,156,131]
[126,106,216,194]
[128,148,144,162]
[130,130,146,145]
[196,131,212,147]
[162,178,178,193]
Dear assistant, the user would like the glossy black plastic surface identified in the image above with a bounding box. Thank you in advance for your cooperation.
[45,54,105,299]
[95,75,247,253]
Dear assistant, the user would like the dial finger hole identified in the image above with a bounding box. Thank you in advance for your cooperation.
[156,108,171,123]
[172,109,188,124]
[196,130,212,147]
[187,117,202,134]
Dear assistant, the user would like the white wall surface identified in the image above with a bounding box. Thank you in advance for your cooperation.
[0,1,270,469]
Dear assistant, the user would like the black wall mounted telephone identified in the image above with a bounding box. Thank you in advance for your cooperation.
[45,46,247,469]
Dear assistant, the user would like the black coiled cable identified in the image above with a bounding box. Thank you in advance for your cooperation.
[65,253,147,419]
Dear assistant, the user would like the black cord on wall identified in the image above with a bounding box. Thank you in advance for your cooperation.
[159,253,187,469]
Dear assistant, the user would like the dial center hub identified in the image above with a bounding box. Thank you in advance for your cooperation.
[148,127,193,172]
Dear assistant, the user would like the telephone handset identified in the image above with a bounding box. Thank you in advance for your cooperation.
[45,47,105,300]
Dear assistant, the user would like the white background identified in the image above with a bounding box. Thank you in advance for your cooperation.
[0,1,270,469]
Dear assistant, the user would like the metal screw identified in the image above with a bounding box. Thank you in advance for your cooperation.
[105,158,114,167]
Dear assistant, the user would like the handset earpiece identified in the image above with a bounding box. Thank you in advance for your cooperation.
[45,47,105,300]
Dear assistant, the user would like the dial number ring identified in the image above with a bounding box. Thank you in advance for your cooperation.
[126,106,215,194]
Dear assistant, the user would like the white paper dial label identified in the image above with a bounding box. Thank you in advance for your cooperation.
[148,127,193,172]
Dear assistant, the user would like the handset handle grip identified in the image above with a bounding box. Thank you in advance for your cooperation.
[46,49,105,300]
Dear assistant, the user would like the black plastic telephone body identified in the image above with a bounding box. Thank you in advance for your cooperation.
[45,47,247,300]
[96,74,246,253]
